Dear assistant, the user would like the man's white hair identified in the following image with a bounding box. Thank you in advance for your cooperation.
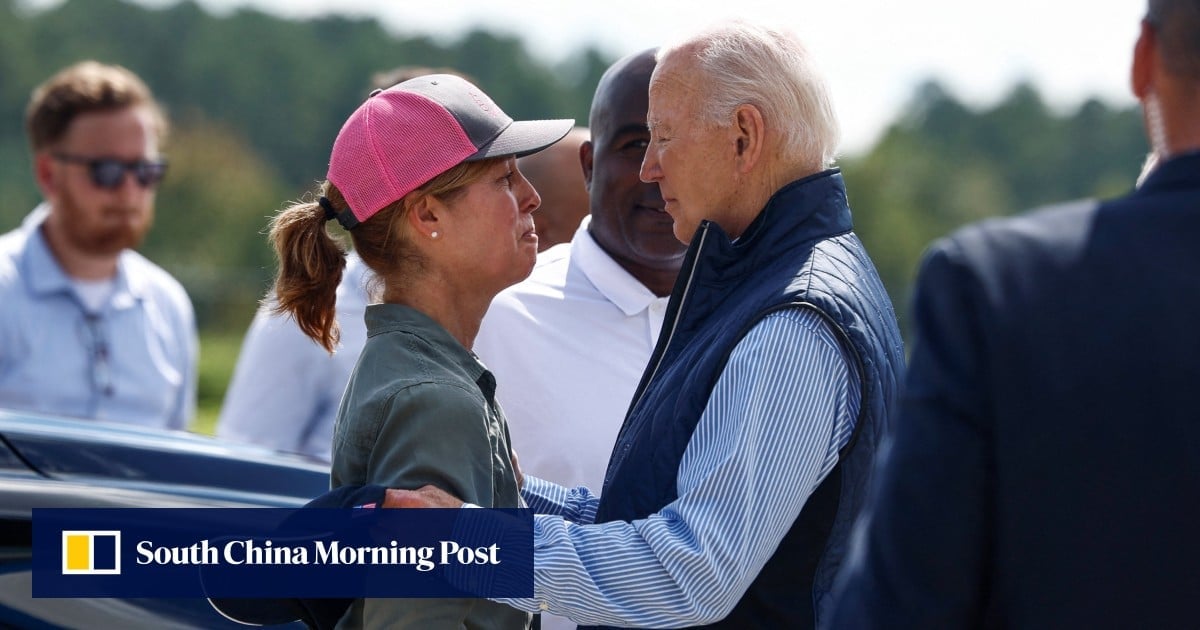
[659,20,841,170]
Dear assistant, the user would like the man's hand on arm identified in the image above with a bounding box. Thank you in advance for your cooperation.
[382,485,466,509]
[511,450,524,491]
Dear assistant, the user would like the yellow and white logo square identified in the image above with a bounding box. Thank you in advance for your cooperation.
[62,530,121,575]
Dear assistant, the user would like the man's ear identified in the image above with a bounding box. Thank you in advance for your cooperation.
[732,104,765,174]
[1132,19,1157,100]
[580,140,595,193]
[33,152,58,200]
[405,193,445,240]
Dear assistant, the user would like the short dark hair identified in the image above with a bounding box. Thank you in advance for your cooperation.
[1147,0,1200,79]
[25,60,167,151]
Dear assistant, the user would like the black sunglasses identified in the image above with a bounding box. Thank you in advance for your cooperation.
[78,313,114,403]
[52,152,169,190]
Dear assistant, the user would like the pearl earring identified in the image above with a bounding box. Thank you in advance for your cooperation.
[431,231,439,239]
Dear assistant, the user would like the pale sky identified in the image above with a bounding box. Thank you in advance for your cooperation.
[29,0,1148,154]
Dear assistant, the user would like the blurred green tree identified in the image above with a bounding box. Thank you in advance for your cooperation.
[0,0,1148,343]
[142,114,289,331]
[841,79,1146,326]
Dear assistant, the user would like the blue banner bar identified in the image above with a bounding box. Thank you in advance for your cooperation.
[34,508,533,598]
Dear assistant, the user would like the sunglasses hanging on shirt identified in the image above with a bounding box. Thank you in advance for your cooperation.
[52,152,169,190]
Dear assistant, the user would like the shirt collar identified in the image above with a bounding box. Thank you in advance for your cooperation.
[571,216,665,317]
[364,303,496,401]
[20,203,144,310]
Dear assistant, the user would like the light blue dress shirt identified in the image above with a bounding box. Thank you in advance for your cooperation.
[0,206,197,430]
[500,307,861,627]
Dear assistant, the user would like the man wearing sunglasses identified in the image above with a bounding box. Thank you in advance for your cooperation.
[0,61,197,430]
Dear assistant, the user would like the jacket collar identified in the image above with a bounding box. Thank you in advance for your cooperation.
[1138,151,1200,196]
[364,303,496,401]
[692,168,853,273]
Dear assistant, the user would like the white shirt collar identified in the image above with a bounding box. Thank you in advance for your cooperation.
[570,216,665,317]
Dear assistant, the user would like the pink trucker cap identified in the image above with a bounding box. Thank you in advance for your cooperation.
[327,74,573,228]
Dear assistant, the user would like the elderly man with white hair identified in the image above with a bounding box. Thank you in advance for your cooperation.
[384,19,904,629]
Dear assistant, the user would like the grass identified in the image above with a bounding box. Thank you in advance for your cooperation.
[192,329,246,436]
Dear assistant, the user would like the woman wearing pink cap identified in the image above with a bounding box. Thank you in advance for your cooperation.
[269,74,572,629]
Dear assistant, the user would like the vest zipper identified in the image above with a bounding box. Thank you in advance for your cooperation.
[606,222,712,477]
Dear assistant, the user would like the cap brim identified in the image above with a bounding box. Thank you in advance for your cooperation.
[467,119,574,161]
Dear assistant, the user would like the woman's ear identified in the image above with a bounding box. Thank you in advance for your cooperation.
[405,193,445,240]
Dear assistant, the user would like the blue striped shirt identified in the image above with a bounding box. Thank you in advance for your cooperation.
[500,307,861,626]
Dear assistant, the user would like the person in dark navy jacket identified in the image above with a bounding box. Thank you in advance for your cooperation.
[828,1,1200,628]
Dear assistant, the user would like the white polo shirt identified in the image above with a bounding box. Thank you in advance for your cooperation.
[475,217,668,495]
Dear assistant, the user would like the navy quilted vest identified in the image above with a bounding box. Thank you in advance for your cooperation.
[588,170,904,629]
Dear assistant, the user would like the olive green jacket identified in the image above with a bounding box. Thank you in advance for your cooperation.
[331,303,528,630]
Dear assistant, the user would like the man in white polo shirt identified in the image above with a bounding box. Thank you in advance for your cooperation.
[475,47,684,497]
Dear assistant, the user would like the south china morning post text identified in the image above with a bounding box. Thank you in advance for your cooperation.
[133,537,500,572]
[32,507,533,599]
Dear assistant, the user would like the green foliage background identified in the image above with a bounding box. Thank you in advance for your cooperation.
[0,0,1147,430]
